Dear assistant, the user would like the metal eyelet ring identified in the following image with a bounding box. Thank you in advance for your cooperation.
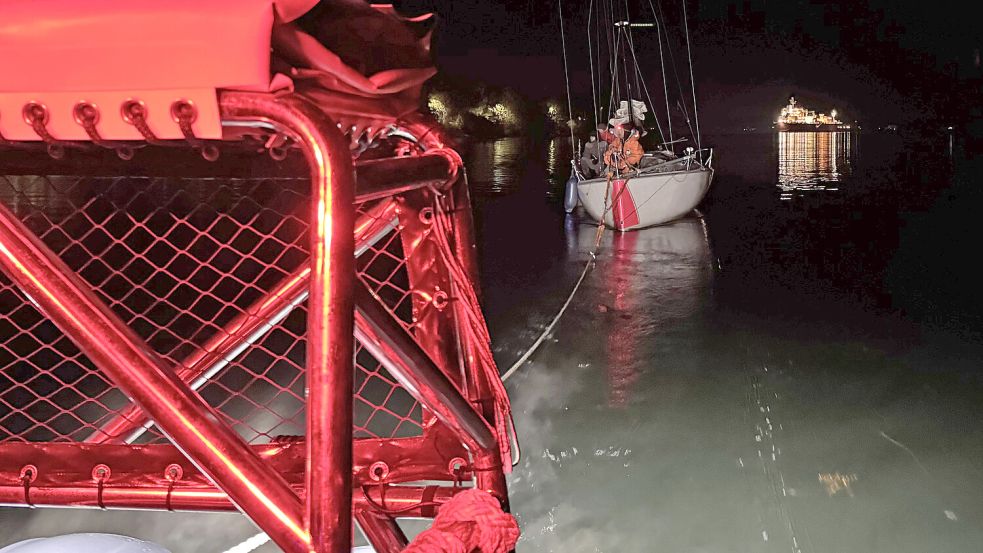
[19,464,38,483]
[92,464,110,510]
[121,99,163,145]
[171,99,219,161]
[116,146,135,161]
[164,464,183,481]
[201,144,220,162]
[432,290,449,310]
[120,100,147,124]
[419,207,435,225]
[163,463,183,512]
[73,102,99,126]
[91,464,111,481]
[170,100,197,125]
[20,465,37,508]
[22,102,48,126]
[22,103,65,159]
[46,144,65,159]
[75,101,125,159]
[368,461,390,482]
[447,457,467,475]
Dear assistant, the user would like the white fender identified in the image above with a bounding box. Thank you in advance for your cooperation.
[0,534,170,553]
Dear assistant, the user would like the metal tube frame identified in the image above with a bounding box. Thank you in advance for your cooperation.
[91,199,398,445]
[218,92,357,553]
[353,279,499,458]
[0,483,460,518]
[0,99,514,552]
[353,510,409,553]
[399,119,513,504]
[0,199,311,549]
[0,91,357,553]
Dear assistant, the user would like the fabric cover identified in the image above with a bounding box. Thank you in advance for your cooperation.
[273,1,437,129]
[0,0,283,140]
[0,0,436,141]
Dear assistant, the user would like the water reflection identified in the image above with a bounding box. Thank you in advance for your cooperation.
[503,216,717,551]
[544,138,567,201]
[777,131,854,199]
[465,137,569,199]
[465,138,526,196]
[604,231,642,408]
[563,216,714,409]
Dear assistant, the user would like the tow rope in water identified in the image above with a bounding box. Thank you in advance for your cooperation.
[501,223,604,383]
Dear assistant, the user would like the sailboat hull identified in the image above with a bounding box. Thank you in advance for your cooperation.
[577,166,712,231]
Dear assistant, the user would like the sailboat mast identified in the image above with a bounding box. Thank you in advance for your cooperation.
[620,0,635,131]
[557,0,576,156]
[681,0,701,154]
[615,21,635,132]
[587,0,599,136]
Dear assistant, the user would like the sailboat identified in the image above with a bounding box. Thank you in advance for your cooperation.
[562,1,713,231]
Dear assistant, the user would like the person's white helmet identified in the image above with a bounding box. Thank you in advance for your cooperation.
[0,534,170,553]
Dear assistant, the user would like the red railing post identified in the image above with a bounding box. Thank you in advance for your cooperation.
[218,91,357,553]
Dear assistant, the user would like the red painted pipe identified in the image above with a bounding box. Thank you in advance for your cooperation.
[400,117,482,298]
[219,91,356,553]
[353,279,498,456]
[0,483,459,517]
[354,510,408,553]
[0,91,360,553]
[353,152,456,203]
[0,436,467,493]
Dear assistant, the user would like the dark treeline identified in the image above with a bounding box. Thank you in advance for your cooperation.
[423,73,587,140]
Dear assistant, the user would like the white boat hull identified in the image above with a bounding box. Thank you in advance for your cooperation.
[576,165,713,231]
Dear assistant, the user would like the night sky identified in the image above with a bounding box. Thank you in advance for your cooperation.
[399,0,983,131]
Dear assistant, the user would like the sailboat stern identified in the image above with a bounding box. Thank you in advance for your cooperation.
[577,166,712,230]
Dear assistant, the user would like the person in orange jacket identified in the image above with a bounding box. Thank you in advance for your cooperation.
[603,125,644,172]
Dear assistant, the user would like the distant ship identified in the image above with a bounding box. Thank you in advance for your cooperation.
[775,96,854,132]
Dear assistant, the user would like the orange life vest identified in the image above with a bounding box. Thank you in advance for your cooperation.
[603,135,644,170]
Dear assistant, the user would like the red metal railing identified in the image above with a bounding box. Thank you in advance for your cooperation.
[0,92,513,553]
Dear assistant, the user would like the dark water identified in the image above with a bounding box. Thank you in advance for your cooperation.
[465,132,983,552]
[471,132,982,344]
[2,131,982,552]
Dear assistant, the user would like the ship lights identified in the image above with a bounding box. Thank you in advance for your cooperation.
[778,97,843,126]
